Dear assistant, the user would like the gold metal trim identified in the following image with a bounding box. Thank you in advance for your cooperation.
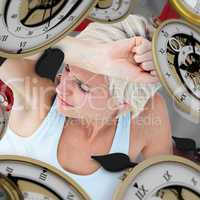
[169,0,200,26]
[0,155,91,200]
[113,155,200,200]
[0,0,98,58]
[0,173,22,199]
[152,19,200,121]
[88,0,134,24]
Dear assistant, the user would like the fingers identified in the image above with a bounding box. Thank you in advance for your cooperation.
[132,37,152,55]
[140,61,154,71]
[108,61,159,84]
[134,51,153,63]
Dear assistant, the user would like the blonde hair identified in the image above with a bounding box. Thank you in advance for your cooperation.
[76,15,161,119]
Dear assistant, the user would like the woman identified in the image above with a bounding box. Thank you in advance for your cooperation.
[0,15,172,199]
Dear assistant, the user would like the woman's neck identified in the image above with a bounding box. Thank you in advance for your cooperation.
[65,116,118,143]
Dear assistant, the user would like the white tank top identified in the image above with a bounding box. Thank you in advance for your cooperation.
[0,97,140,200]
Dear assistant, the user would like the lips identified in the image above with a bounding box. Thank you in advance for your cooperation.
[57,96,74,107]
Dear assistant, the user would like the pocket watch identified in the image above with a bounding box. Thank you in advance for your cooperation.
[89,0,134,23]
[0,0,98,58]
[0,155,91,200]
[169,0,200,26]
[152,19,200,121]
[113,155,200,200]
[0,80,13,139]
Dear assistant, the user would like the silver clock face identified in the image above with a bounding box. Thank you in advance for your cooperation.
[0,156,90,200]
[89,0,133,23]
[153,20,200,118]
[182,0,200,15]
[0,104,7,140]
[113,156,200,200]
[0,0,98,57]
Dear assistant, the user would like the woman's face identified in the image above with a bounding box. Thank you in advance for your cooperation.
[56,65,119,122]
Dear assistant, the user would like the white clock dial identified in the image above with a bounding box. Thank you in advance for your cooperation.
[169,0,200,26]
[89,0,133,23]
[0,0,98,58]
[113,156,200,200]
[182,0,200,15]
[153,20,200,120]
[0,104,7,140]
[0,156,90,200]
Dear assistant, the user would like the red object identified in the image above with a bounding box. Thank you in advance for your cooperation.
[159,2,180,21]
[74,18,93,32]
[0,80,14,111]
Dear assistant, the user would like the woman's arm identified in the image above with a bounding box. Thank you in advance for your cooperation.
[141,93,173,158]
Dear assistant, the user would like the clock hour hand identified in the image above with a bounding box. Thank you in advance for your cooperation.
[190,34,196,54]
[92,153,137,172]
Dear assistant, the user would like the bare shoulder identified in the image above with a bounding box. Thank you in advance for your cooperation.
[129,93,173,160]
[1,59,56,137]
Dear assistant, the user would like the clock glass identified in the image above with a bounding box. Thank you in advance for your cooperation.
[0,156,90,200]
[153,20,200,120]
[0,0,98,58]
[89,0,133,23]
[113,156,200,200]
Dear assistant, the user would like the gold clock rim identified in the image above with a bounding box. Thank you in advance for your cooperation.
[88,0,134,24]
[0,0,99,58]
[113,155,200,200]
[0,173,23,200]
[0,155,91,200]
[169,0,200,26]
[152,19,200,121]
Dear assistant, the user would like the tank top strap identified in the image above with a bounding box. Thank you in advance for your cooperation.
[110,112,131,155]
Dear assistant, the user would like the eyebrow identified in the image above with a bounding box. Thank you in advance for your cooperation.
[67,65,91,87]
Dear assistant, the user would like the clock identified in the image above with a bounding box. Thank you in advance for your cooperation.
[89,0,134,23]
[0,0,98,58]
[0,80,13,140]
[0,155,90,200]
[113,155,200,200]
[152,19,200,122]
[169,0,200,26]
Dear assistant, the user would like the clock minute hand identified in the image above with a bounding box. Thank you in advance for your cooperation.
[191,34,196,54]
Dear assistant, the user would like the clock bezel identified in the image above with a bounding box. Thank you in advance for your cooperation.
[0,155,91,200]
[152,19,200,121]
[169,0,200,26]
[88,0,134,24]
[113,155,200,200]
[0,0,98,58]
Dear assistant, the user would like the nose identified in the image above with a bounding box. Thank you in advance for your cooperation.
[56,82,74,97]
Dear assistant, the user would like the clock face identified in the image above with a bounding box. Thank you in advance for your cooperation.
[152,20,200,120]
[169,0,200,26]
[113,156,200,200]
[0,156,90,200]
[182,0,200,14]
[0,0,98,58]
[0,104,7,140]
[89,0,133,23]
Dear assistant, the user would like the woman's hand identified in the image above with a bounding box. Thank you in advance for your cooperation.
[79,37,160,83]
[132,37,157,77]
[59,36,159,83]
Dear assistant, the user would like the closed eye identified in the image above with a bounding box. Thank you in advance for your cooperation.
[77,81,90,93]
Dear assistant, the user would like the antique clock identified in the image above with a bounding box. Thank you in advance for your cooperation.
[169,0,200,26]
[113,155,200,200]
[89,0,134,23]
[0,0,98,58]
[152,19,200,122]
[0,155,90,200]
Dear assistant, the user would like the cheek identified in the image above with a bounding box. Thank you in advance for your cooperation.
[87,88,111,110]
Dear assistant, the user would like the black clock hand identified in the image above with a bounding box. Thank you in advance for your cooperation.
[191,34,196,54]
[21,0,61,26]
[91,153,137,172]
[48,0,54,27]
